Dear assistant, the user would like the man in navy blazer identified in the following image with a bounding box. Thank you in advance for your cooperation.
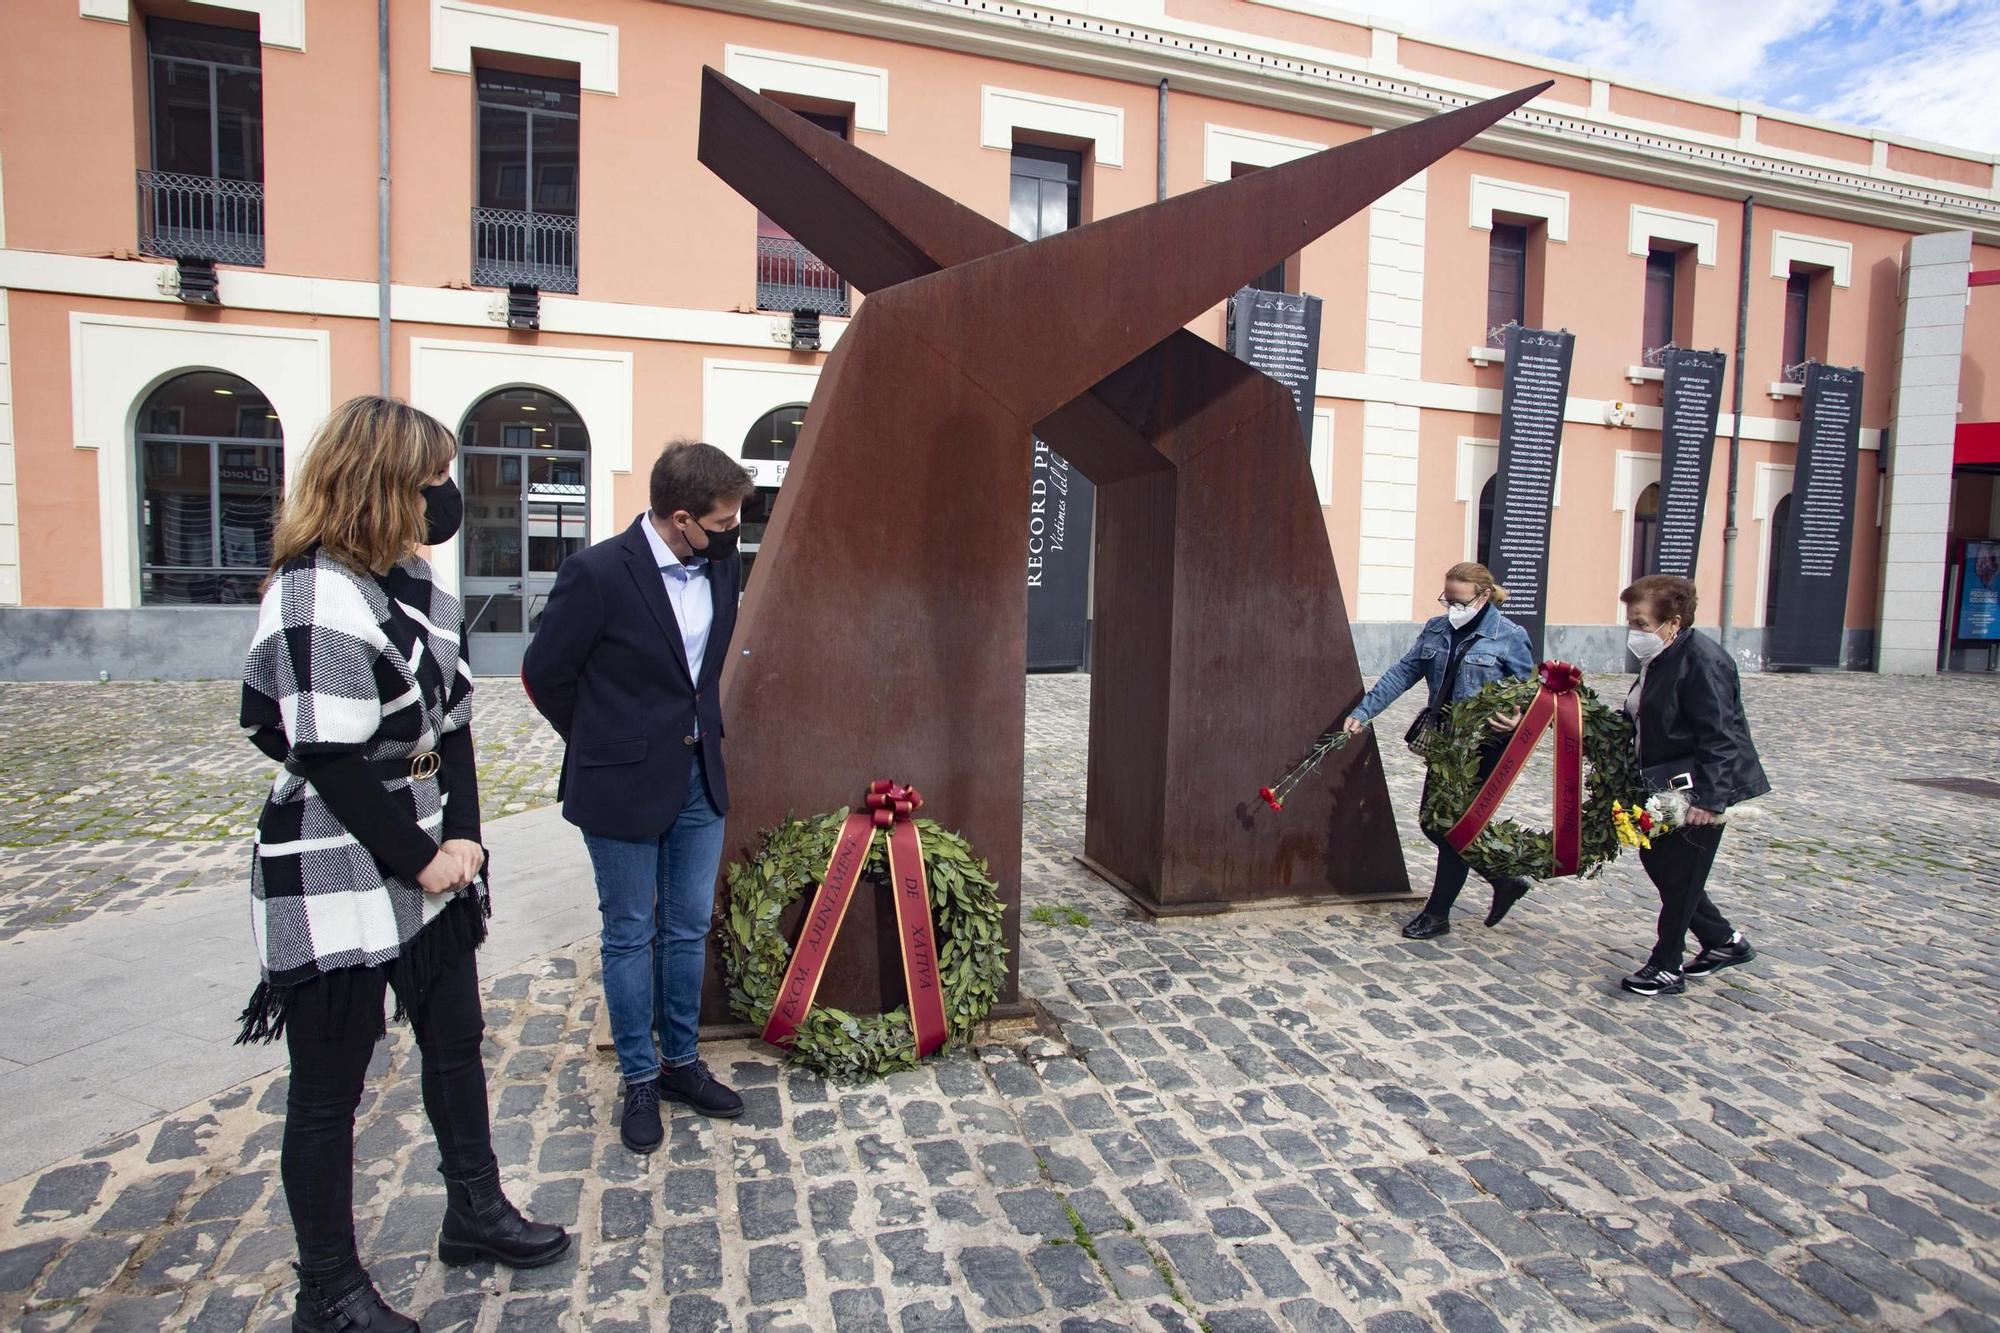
[523,440,756,1153]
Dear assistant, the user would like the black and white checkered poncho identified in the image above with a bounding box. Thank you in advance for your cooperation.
[236,549,488,1042]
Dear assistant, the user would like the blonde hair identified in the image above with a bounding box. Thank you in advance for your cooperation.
[266,396,457,585]
[1444,561,1509,606]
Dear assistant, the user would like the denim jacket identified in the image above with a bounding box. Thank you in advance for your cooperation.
[1351,609,1536,723]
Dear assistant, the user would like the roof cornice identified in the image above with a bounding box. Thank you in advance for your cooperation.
[665,0,2000,244]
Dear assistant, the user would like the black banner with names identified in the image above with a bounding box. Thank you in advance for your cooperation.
[1652,348,1727,579]
[1025,437,1095,671]
[1227,287,1324,446]
[1488,326,1576,660]
[1766,363,1864,669]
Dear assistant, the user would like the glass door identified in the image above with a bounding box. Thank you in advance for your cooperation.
[461,447,587,674]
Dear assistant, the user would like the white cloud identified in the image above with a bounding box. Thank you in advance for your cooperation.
[1336,0,2000,154]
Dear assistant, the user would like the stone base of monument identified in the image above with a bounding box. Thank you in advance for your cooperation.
[598,1000,1047,1054]
[1077,854,1422,920]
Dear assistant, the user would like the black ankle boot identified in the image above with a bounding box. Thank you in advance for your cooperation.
[291,1260,416,1333]
[439,1161,571,1268]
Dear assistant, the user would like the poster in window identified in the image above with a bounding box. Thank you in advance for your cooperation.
[1959,541,2000,642]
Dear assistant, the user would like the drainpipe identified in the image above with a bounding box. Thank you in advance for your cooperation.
[1719,195,1752,656]
[1156,79,1168,202]
[377,0,392,397]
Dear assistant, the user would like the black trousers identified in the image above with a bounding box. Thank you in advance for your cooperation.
[282,946,492,1274]
[1419,740,1509,917]
[1638,822,1734,970]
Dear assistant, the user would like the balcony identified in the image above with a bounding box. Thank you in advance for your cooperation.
[472,207,579,294]
[757,235,850,317]
[137,170,265,267]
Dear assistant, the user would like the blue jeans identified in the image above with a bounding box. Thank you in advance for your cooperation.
[581,756,726,1084]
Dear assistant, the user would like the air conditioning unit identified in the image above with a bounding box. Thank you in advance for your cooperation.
[507,284,540,331]
[789,309,822,351]
[175,259,221,306]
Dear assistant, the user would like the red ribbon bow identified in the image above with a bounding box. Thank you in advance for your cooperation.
[761,780,949,1059]
[1443,660,1586,877]
[866,779,923,828]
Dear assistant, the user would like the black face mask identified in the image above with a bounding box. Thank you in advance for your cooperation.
[422,479,463,546]
[684,516,740,562]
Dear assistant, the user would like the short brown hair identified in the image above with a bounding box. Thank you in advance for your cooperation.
[267,395,456,584]
[1621,574,1697,628]
[1444,561,1509,605]
[649,439,756,519]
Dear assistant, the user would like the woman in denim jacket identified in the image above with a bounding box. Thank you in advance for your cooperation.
[1345,562,1537,939]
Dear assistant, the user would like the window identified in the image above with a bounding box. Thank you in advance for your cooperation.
[1631,483,1660,580]
[1781,273,1809,376]
[1766,492,1792,626]
[1476,475,1496,566]
[1010,144,1083,242]
[1641,249,1677,358]
[1230,163,1292,293]
[140,19,264,265]
[1486,222,1528,345]
[136,371,282,605]
[472,69,581,293]
[756,112,852,317]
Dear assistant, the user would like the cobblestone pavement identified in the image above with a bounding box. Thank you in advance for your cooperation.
[0,681,561,938]
[2,670,1999,1331]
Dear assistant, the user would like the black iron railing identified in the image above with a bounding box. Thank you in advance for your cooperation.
[137,170,265,267]
[472,207,580,293]
[757,235,850,317]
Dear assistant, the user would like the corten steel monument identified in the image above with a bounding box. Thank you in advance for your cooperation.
[700,69,1547,1017]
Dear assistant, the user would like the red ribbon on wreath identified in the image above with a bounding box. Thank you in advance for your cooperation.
[761,781,950,1058]
[1443,660,1586,876]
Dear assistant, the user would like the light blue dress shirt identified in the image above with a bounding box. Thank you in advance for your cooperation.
[640,514,713,689]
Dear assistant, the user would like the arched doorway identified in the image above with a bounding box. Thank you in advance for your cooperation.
[458,387,589,673]
[1765,493,1792,630]
[135,370,282,605]
[1630,482,1660,581]
[739,403,805,589]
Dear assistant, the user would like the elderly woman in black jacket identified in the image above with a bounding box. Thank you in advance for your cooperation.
[1618,575,1771,996]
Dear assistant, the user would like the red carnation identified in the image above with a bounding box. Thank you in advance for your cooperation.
[1259,787,1284,812]
[1637,811,1654,832]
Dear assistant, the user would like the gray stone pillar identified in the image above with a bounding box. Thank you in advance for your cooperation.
[1875,230,1972,674]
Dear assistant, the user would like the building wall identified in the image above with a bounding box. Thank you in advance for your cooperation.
[1,0,1996,676]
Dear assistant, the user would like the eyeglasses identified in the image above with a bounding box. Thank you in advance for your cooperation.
[1436,594,1483,608]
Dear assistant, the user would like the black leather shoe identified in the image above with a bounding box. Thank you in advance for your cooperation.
[291,1261,416,1333]
[620,1077,664,1153]
[1684,934,1756,977]
[1401,912,1450,940]
[438,1159,571,1269]
[1484,877,1531,928]
[658,1059,744,1118]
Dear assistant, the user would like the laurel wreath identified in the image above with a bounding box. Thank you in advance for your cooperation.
[721,810,1007,1081]
[1418,675,1640,882]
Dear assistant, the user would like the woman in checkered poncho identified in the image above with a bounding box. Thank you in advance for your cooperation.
[239,397,567,1332]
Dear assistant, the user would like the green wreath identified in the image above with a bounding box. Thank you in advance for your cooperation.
[722,810,1007,1081]
[1418,674,1641,882]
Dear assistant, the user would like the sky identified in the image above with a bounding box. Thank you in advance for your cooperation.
[1334,0,2000,156]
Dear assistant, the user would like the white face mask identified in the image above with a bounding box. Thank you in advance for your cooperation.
[1628,629,1667,662]
[1445,599,1484,630]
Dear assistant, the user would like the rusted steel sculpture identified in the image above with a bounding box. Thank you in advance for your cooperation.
[699,68,1547,1016]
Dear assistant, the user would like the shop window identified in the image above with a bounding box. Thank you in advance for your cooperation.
[1766,492,1792,626]
[1476,475,1496,566]
[136,370,282,605]
[739,403,807,588]
[1631,482,1660,579]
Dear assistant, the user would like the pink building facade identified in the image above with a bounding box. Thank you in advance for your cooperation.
[1,0,1995,677]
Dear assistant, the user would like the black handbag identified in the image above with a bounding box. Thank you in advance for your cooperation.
[1404,708,1441,757]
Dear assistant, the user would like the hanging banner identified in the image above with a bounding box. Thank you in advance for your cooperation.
[1652,348,1727,579]
[1227,287,1324,446]
[1026,437,1095,671]
[1767,363,1864,669]
[1487,326,1576,660]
